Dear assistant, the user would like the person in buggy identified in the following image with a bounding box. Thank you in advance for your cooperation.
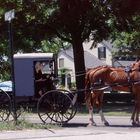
[34,61,56,98]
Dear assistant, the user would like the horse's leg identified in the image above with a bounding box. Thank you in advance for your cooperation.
[88,106,96,126]
[135,94,140,125]
[131,105,137,125]
[135,108,140,124]
[98,92,109,126]
[131,94,138,125]
[131,103,140,125]
[87,92,97,126]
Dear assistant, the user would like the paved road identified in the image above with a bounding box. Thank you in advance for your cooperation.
[1,115,140,140]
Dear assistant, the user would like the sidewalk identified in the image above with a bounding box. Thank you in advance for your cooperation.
[1,127,140,140]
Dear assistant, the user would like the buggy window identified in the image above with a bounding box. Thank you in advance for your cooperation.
[34,60,54,75]
[42,62,51,74]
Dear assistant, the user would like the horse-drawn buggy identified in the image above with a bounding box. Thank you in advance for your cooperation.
[0,53,77,124]
[1,53,140,126]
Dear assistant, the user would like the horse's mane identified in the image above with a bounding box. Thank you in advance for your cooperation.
[86,65,109,72]
[86,61,140,75]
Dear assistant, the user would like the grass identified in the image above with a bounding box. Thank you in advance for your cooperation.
[0,107,61,131]
[0,120,47,131]
[0,120,63,131]
[76,102,133,116]
[0,116,62,131]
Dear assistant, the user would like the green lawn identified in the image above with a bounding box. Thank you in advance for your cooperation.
[77,103,133,116]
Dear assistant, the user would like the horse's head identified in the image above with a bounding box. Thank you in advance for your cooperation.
[132,60,140,71]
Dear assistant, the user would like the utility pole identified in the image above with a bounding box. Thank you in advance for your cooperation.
[5,9,17,123]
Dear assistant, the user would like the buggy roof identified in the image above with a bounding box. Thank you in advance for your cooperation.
[14,53,54,59]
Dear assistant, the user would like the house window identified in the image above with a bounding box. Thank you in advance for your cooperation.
[59,58,64,68]
[98,47,106,59]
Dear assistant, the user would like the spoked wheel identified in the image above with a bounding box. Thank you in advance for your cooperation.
[37,89,77,124]
[0,89,12,121]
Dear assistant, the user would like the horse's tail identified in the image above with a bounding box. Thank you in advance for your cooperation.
[85,70,92,100]
[85,66,108,100]
[85,67,103,92]
[85,71,90,91]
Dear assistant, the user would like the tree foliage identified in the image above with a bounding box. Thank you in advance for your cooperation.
[110,0,140,56]
[0,0,64,80]
[0,0,113,89]
[41,0,113,90]
[0,0,139,90]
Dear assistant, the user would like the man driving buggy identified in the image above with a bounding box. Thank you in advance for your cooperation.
[34,61,55,97]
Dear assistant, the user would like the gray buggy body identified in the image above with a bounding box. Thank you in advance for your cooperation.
[14,53,54,97]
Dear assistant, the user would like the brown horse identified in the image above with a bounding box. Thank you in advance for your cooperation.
[85,60,140,126]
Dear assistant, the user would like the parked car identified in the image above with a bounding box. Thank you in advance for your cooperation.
[0,81,12,92]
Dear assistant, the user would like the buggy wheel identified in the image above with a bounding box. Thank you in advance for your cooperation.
[37,89,76,124]
[0,89,11,121]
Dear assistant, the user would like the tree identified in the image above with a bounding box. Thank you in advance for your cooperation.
[41,0,112,92]
[0,0,113,91]
[110,0,140,56]
[0,1,62,80]
[1,0,139,93]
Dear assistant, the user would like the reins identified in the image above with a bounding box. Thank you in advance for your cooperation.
[88,79,140,92]
[69,64,140,93]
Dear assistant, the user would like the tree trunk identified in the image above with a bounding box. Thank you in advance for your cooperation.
[72,36,86,102]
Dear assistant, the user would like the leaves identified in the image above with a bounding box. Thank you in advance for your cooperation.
[0,0,140,81]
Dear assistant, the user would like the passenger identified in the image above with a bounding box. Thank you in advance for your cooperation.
[34,62,45,97]
[34,61,55,97]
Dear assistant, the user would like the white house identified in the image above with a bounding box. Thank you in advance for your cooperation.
[57,40,135,83]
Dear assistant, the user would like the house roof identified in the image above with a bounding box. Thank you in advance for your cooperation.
[84,51,106,68]
[58,48,73,60]
[59,44,110,68]
[113,60,135,67]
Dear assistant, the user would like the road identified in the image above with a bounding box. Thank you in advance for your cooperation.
[1,115,140,140]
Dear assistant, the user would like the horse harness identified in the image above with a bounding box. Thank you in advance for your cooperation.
[125,65,140,92]
[89,65,140,92]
